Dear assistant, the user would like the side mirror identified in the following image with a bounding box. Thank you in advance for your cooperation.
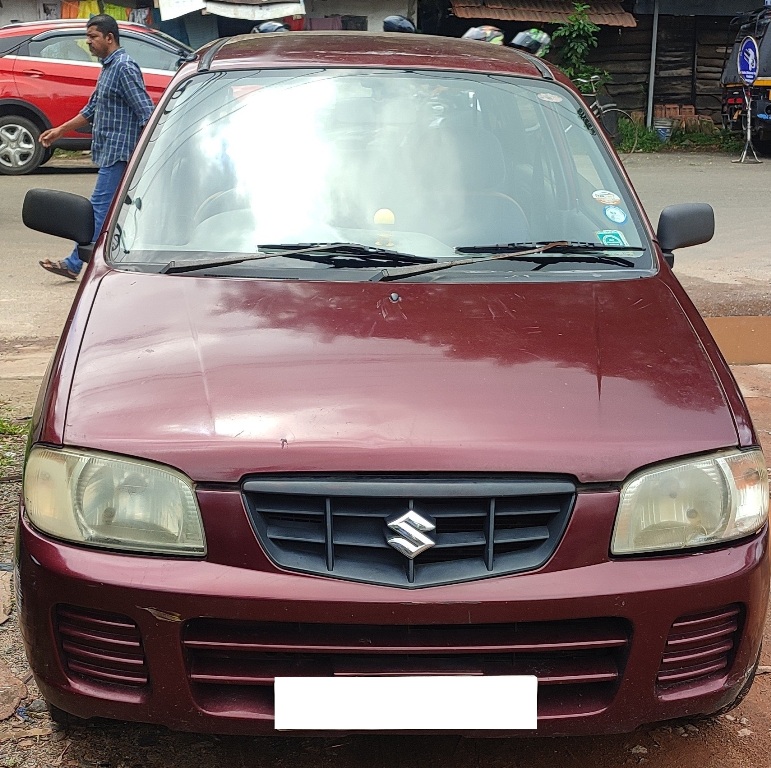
[656,203,714,267]
[23,189,94,246]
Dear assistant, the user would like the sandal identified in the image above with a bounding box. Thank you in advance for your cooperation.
[39,259,79,280]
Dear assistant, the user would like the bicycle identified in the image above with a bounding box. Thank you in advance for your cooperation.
[575,75,639,154]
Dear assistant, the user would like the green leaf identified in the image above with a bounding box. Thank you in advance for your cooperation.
[552,1,605,90]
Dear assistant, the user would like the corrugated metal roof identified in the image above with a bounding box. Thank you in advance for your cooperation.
[449,0,637,27]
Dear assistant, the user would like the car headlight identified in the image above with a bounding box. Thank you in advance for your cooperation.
[612,449,768,555]
[23,447,205,556]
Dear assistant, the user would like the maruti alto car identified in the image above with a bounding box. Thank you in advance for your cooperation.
[19,32,769,735]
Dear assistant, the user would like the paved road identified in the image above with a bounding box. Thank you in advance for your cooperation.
[1,159,96,346]
[624,151,769,287]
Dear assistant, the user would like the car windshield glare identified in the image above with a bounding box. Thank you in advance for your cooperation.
[113,68,650,278]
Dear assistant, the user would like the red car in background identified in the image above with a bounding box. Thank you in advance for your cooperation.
[0,19,191,174]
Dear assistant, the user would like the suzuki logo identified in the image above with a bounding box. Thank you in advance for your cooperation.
[386,508,436,559]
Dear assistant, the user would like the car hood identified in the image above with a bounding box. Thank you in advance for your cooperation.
[64,271,736,483]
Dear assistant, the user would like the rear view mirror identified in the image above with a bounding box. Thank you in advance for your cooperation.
[656,203,714,267]
[23,189,94,246]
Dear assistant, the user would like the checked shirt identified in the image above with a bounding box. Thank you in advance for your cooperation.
[80,47,153,167]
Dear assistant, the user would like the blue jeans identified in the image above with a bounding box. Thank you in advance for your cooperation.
[63,161,127,274]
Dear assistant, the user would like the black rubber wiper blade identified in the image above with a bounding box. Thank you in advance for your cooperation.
[259,243,437,265]
[161,243,435,274]
[533,253,636,268]
[371,241,638,282]
[162,252,280,274]
[455,241,646,255]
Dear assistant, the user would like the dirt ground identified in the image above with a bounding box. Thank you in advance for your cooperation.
[1,152,771,767]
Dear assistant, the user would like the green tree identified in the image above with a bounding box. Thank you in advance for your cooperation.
[552,2,607,91]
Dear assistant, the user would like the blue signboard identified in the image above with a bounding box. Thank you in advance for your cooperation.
[739,36,760,86]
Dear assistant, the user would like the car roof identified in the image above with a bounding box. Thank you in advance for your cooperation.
[195,31,557,80]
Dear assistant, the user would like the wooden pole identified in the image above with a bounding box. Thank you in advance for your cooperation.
[646,0,660,129]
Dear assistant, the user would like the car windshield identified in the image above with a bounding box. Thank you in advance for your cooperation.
[112,68,652,281]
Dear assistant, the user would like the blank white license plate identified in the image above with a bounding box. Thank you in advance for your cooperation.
[274,675,537,731]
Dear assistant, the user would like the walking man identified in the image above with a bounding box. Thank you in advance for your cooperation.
[38,14,153,280]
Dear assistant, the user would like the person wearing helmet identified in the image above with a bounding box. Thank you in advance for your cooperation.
[461,25,504,45]
[252,20,290,33]
[510,28,551,57]
[383,15,416,33]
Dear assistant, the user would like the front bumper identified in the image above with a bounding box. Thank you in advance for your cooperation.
[16,489,769,737]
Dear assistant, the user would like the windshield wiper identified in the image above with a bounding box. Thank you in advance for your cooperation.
[370,241,644,282]
[259,243,437,266]
[161,243,436,274]
[456,241,645,256]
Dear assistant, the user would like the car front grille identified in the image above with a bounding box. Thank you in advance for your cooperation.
[183,617,631,722]
[657,604,742,690]
[55,604,148,688]
[242,475,575,587]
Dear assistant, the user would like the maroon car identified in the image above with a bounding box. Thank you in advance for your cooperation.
[19,32,769,736]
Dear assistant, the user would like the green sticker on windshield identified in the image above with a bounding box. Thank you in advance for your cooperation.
[597,230,629,246]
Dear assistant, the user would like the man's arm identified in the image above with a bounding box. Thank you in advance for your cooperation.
[119,62,154,126]
[40,114,91,147]
[40,93,95,147]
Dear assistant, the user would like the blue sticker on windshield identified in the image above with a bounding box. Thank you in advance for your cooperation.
[603,205,627,224]
[597,230,629,246]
